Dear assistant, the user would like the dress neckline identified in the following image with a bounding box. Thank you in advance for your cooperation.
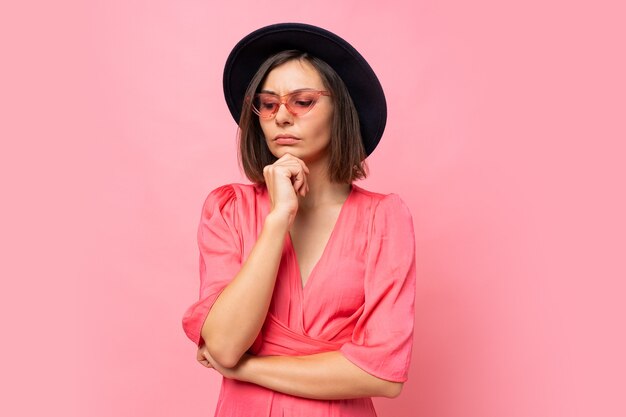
[286,184,356,292]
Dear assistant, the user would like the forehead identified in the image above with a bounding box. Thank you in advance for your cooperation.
[261,59,325,92]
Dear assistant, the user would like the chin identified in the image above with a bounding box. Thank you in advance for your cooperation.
[274,148,303,158]
[269,146,326,163]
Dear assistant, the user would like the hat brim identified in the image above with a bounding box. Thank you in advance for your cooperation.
[223,22,386,157]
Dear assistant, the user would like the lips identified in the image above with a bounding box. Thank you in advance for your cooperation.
[274,135,300,145]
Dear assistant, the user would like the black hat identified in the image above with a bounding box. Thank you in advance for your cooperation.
[223,22,387,157]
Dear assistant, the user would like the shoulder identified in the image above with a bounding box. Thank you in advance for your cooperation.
[202,182,262,207]
[359,186,416,263]
[202,184,236,214]
[352,184,411,215]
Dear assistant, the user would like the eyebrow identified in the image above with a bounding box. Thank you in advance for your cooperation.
[259,88,319,95]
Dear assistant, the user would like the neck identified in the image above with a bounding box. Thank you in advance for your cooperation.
[297,158,351,210]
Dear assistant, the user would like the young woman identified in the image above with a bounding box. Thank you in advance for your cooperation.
[182,23,417,417]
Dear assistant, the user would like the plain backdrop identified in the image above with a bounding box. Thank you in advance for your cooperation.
[1,1,625,416]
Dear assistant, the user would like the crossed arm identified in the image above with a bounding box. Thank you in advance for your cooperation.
[193,208,405,400]
[197,345,403,400]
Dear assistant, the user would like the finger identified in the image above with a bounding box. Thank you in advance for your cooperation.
[300,160,310,174]
[292,171,305,193]
[268,159,308,198]
[292,159,309,187]
[197,345,216,367]
[301,172,309,196]
[282,165,304,191]
[198,353,215,368]
[284,154,309,175]
[298,172,308,196]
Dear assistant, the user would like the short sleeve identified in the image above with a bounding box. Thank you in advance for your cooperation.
[181,184,244,347]
[339,193,417,382]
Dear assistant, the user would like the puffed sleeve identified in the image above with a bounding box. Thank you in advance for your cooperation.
[181,184,244,347]
[339,193,417,382]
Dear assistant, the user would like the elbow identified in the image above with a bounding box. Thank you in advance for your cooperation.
[201,330,246,369]
[383,381,404,398]
[205,341,243,369]
[213,352,241,369]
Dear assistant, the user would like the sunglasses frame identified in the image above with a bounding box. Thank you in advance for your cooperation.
[248,90,331,119]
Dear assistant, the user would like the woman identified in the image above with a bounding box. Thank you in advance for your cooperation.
[182,23,417,417]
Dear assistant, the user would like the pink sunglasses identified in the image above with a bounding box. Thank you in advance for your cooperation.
[248,90,331,119]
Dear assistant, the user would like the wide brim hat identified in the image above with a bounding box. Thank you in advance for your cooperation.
[223,22,387,157]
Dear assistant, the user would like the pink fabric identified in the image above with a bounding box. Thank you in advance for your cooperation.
[182,182,417,416]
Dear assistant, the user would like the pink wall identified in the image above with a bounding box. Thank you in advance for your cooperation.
[3,1,625,416]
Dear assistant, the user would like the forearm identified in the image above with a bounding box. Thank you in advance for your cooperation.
[201,212,289,367]
[239,351,402,400]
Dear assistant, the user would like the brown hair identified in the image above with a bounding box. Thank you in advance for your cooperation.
[236,50,369,185]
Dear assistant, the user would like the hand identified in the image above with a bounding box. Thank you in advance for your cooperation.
[196,343,215,369]
[263,153,310,226]
[196,345,254,381]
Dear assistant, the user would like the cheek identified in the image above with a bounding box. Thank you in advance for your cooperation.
[316,112,333,140]
[259,121,272,139]
[306,107,333,138]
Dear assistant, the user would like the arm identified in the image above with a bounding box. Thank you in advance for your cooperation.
[203,350,403,400]
[201,212,290,368]
[243,351,403,399]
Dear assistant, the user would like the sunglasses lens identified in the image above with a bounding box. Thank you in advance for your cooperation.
[287,92,318,116]
[252,91,325,118]
[253,94,279,118]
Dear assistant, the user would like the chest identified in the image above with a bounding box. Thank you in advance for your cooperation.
[288,204,343,289]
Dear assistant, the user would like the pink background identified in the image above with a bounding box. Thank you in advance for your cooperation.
[2,1,625,416]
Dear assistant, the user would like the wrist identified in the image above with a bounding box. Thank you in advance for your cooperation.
[264,211,290,234]
[237,354,258,384]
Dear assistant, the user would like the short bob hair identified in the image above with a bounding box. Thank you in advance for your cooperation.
[236,49,369,185]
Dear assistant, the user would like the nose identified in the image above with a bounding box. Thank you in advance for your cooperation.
[274,102,293,125]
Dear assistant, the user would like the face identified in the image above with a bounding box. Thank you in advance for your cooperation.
[258,59,334,164]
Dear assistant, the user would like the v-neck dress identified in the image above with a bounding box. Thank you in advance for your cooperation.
[182,182,417,417]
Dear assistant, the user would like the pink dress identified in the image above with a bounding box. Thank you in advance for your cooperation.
[182,182,417,417]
